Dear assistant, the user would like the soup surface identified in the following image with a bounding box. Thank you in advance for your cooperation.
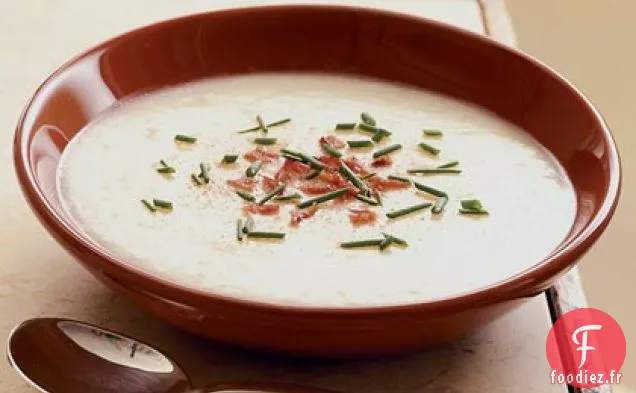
[57,73,576,307]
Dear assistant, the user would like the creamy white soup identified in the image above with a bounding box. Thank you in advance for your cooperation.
[57,73,576,307]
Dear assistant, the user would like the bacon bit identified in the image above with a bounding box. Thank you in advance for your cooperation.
[227,178,257,192]
[244,147,279,163]
[319,169,348,188]
[317,155,341,169]
[290,204,319,227]
[274,159,311,183]
[348,208,377,225]
[262,176,279,193]
[299,182,333,195]
[320,135,346,149]
[343,156,368,175]
[367,177,411,192]
[371,155,393,167]
[243,203,280,216]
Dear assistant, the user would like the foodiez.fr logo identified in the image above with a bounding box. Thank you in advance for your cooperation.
[546,308,626,388]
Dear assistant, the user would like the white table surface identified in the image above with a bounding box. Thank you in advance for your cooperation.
[0,1,565,392]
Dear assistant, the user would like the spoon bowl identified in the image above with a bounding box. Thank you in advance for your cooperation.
[7,318,335,393]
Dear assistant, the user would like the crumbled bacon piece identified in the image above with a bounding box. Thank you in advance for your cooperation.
[367,177,411,191]
[227,178,257,192]
[316,154,341,169]
[290,204,319,227]
[243,203,280,216]
[275,159,311,183]
[262,176,279,193]
[299,182,333,195]
[244,147,279,163]
[371,155,393,167]
[342,156,368,175]
[348,208,377,225]
[319,135,346,149]
[319,169,348,188]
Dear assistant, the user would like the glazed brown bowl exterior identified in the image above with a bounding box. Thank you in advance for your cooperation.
[14,5,620,357]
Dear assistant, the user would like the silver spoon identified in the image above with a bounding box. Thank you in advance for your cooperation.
[7,318,337,393]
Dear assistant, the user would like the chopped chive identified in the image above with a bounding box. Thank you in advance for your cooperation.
[407,168,462,175]
[253,137,278,145]
[374,191,383,206]
[221,154,239,164]
[280,148,304,159]
[247,231,286,239]
[237,125,262,134]
[259,184,286,205]
[321,143,343,158]
[459,209,489,215]
[418,142,440,155]
[153,199,173,210]
[461,199,483,210]
[304,169,322,180]
[281,152,306,163]
[386,202,432,219]
[236,190,256,202]
[275,193,301,201]
[242,216,255,234]
[372,128,392,143]
[266,118,291,127]
[141,199,156,212]
[438,160,459,169]
[236,219,244,241]
[355,194,379,206]
[174,134,197,143]
[387,175,411,183]
[339,162,369,194]
[159,159,169,167]
[245,160,263,178]
[191,174,202,186]
[373,144,402,159]
[256,115,268,134]
[382,233,408,247]
[335,123,357,130]
[297,188,349,209]
[198,162,211,184]
[157,167,176,174]
[281,149,324,170]
[360,112,376,126]
[379,236,392,251]
[340,239,384,249]
[423,129,443,136]
[357,123,378,133]
[432,196,449,214]
[347,140,373,148]
[413,182,447,197]
[361,172,377,180]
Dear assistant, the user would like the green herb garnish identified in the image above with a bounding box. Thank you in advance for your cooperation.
[141,199,156,213]
[275,193,301,201]
[297,188,349,209]
[407,168,462,175]
[174,134,197,143]
[236,219,244,241]
[438,160,459,168]
[321,143,342,158]
[281,149,325,170]
[304,169,322,180]
[335,123,357,130]
[372,128,392,143]
[236,190,256,202]
[459,209,489,215]
[245,160,263,178]
[259,184,285,205]
[198,162,211,184]
[360,112,376,126]
[357,123,378,133]
[153,199,173,210]
[361,172,377,180]
[413,182,447,197]
[267,118,291,127]
[386,202,432,219]
[238,117,291,134]
[355,194,379,206]
[387,175,411,183]
[382,232,408,247]
[253,137,278,145]
[347,140,373,148]
[418,142,440,155]
[432,196,449,214]
[191,174,202,186]
[221,154,239,164]
[373,144,402,158]
[461,199,483,210]
[157,167,176,174]
[247,231,286,239]
[339,161,369,194]
[379,236,392,251]
[423,129,443,136]
[256,115,268,134]
[340,239,384,249]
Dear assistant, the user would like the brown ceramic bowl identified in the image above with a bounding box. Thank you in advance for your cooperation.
[14,5,620,358]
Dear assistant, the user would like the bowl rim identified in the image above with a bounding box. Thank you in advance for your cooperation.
[13,4,622,315]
